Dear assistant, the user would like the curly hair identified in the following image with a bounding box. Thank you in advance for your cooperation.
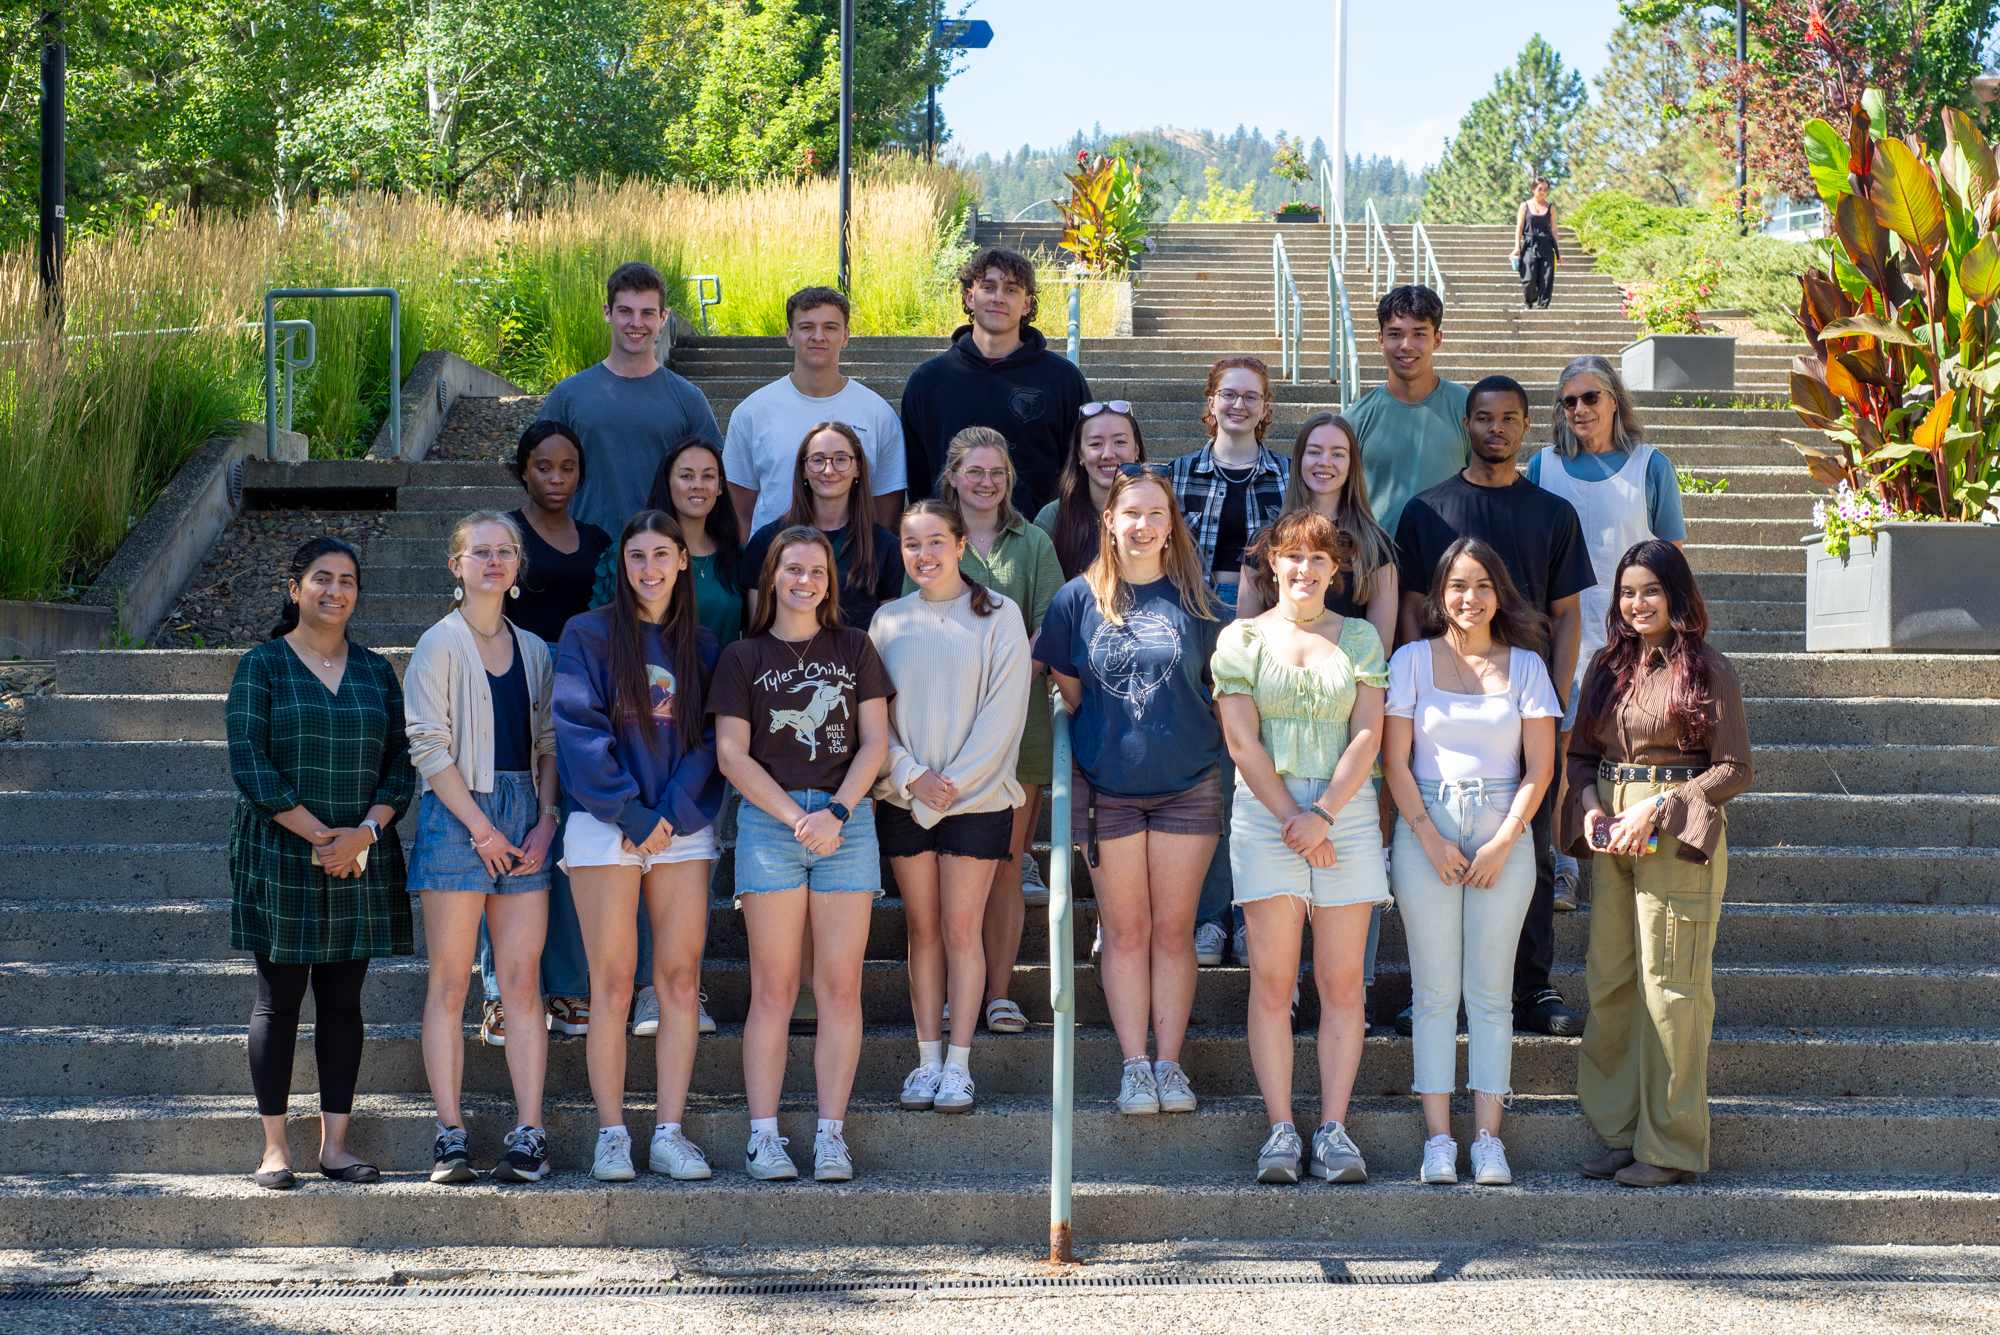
[1200,356,1275,443]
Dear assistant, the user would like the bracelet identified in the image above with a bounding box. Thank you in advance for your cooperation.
[541,805,560,821]
[471,833,496,849]
[1307,803,1335,825]
[1505,813,1529,835]
[1407,810,1431,828]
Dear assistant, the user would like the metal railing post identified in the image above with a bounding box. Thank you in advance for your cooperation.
[1048,695,1075,1264]
[263,287,400,460]
[1066,279,1081,366]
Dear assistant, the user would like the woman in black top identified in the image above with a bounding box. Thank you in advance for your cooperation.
[738,423,903,630]
[510,422,613,644]
[1513,178,1560,309]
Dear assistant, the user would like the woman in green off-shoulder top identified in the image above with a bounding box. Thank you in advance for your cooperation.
[1210,510,1390,1188]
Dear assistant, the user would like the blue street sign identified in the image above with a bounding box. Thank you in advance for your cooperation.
[935,18,993,47]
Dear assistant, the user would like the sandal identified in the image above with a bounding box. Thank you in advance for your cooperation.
[984,998,1028,1034]
[319,1162,381,1184]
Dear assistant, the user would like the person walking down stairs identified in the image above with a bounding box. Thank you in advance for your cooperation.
[1513,179,1559,310]
[226,536,414,1191]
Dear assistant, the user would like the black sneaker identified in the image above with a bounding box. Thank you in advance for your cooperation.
[431,1125,476,1184]
[1392,1004,1413,1037]
[490,1125,550,1183]
[1516,988,1585,1037]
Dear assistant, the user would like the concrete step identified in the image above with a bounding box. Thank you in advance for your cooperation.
[1705,601,1805,632]
[1728,847,2000,904]
[6,1091,1992,1178]
[1743,699,2000,746]
[1709,631,1807,653]
[3,1169,1994,1248]
[26,694,225,742]
[0,741,229,792]
[1749,745,2000,794]
[0,791,238,845]
[1681,493,1818,519]
[397,486,527,512]
[1685,544,1801,574]
[10,957,1999,1029]
[0,843,225,900]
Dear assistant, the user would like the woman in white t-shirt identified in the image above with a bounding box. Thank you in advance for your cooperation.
[1383,537,1559,1190]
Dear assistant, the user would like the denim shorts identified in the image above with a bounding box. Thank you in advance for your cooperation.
[733,789,885,903]
[559,809,719,872]
[875,800,1015,861]
[407,771,552,896]
[1231,777,1391,910]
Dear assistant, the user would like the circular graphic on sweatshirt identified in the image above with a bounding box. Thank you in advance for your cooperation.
[648,664,677,720]
[1086,610,1182,708]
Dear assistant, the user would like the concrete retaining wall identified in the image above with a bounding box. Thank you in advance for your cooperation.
[366,351,524,462]
[0,601,115,659]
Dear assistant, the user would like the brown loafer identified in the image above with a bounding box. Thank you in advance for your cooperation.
[1579,1149,1635,1180]
[1614,1160,1697,1188]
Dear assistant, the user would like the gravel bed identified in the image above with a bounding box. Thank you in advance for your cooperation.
[150,510,394,650]
[425,395,548,463]
[0,663,57,742]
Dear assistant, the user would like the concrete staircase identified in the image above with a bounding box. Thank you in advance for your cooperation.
[3,222,1997,1249]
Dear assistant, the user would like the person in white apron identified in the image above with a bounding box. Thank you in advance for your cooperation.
[1525,355,1687,908]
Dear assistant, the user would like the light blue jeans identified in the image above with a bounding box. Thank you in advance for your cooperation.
[1392,777,1537,1097]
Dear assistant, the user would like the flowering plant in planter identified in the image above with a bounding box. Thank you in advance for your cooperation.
[1271,134,1313,203]
[1810,480,1935,556]
[1787,102,2000,523]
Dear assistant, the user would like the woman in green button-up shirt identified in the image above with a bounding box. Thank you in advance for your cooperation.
[928,428,1067,1035]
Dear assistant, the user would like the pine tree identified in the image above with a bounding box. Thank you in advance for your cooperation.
[1425,35,1586,223]
[1568,17,1729,207]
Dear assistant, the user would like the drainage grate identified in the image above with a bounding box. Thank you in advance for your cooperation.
[3,1269,1995,1303]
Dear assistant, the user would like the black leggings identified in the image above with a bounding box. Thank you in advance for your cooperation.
[249,954,371,1117]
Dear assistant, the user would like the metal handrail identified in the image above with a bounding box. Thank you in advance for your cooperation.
[1361,199,1398,301]
[1047,694,1075,1263]
[1067,279,1082,365]
[264,287,401,461]
[1411,220,1446,302]
[1329,261,1362,409]
[1271,234,1302,385]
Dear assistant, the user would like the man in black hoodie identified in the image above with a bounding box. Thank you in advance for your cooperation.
[900,247,1093,514]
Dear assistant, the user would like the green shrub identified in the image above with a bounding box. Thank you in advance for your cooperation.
[1572,189,1805,338]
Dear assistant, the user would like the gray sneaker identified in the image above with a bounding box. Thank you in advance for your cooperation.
[1153,1061,1197,1113]
[1116,1062,1160,1114]
[1232,921,1250,967]
[1310,1121,1369,1183]
[1020,853,1049,906]
[1193,922,1227,966]
[1257,1123,1305,1184]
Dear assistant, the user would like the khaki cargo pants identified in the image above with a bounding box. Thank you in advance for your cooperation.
[1577,778,1727,1173]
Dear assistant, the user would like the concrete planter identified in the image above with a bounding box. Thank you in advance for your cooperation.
[1805,523,2000,651]
[1272,209,1321,224]
[1619,333,1736,392]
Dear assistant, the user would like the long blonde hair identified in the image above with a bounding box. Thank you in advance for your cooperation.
[1275,413,1395,603]
[937,426,1022,531]
[1084,466,1221,625]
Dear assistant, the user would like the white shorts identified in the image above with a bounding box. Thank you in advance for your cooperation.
[558,809,719,872]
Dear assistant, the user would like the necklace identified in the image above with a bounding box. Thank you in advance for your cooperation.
[289,631,342,670]
[1280,604,1328,625]
[776,628,817,672]
[465,614,507,643]
[1444,639,1494,694]
[919,590,965,623]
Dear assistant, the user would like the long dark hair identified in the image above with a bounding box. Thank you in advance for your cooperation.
[1582,539,1714,750]
[1052,407,1146,579]
[782,421,877,597]
[646,437,744,593]
[1418,536,1548,656]
[607,510,704,747]
[746,526,842,639]
[510,420,584,488]
[268,537,362,640]
[899,500,1000,618]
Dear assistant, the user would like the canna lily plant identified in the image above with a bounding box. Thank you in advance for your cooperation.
[1057,151,1153,274]
[1788,102,2000,527]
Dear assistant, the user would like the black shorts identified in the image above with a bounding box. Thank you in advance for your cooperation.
[875,801,1016,861]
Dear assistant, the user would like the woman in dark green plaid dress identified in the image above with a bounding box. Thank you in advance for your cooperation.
[226,537,416,1188]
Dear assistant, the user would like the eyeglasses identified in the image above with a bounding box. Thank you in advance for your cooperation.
[465,545,521,563]
[805,453,856,473]
[956,467,1008,483]
[1117,462,1169,478]
[1560,390,1605,411]
[1214,390,1265,407]
[1079,400,1134,418]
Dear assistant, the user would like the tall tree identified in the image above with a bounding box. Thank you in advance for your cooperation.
[1570,16,1731,206]
[1425,35,1587,223]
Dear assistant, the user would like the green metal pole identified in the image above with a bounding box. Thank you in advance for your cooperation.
[1048,695,1075,1263]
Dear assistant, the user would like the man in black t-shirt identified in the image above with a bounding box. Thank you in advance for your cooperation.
[1393,375,1594,1037]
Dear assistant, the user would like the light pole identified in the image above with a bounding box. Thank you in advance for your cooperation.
[38,4,65,315]
[1332,0,1346,225]
[838,0,854,294]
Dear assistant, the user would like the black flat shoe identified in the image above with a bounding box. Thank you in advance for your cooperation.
[1515,988,1585,1037]
[253,1168,297,1190]
[320,1162,381,1184]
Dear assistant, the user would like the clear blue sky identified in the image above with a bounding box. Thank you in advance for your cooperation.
[937,0,1626,169]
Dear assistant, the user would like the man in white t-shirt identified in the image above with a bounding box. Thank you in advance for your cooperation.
[724,286,907,535]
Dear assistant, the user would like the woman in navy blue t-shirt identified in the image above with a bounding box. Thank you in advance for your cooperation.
[1035,464,1226,1119]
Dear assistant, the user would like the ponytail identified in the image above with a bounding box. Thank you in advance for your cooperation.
[900,498,1000,618]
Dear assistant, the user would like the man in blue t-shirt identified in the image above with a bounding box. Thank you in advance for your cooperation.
[536,262,723,536]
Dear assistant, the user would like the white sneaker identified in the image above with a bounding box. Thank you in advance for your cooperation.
[1116,1062,1160,1115]
[648,1127,711,1180]
[1153,1061,1197,1113]
[814,1129,854,1181]
[697,990,717,1035]
[1091,923,1103,964]
[1021,853,1050,906]
[745,1128,797,1180]
[1470,1130,1513,1185]
[630,985,659,1036]
[1420,1133,1459,1185]
[935,1065,975,1113]
[900,1062,943,1110]
[592,1129,636,1182]
[1193,922,1227,966]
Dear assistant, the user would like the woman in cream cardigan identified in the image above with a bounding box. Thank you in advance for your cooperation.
[405,510,560,1184]
[869,500,1032,1116]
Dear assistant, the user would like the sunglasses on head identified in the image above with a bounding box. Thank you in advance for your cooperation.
[1080,400,1134,418]
[1560,389,1605,411]
[1117,462,1167,478]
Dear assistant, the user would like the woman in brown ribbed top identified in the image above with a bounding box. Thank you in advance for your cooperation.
[1561,538,1752,1188]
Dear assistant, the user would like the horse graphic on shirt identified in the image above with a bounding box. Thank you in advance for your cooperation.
[767,679,850,761]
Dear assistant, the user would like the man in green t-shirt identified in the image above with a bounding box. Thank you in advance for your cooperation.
[1344,285,1469,544]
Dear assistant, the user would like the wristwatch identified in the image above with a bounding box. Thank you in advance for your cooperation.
[360,818,381,844]
[828,800,852,824]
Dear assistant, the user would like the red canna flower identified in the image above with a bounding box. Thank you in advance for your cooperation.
[1805,5,1829,43]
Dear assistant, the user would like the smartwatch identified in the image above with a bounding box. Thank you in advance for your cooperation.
[828,800,852,824]
[360,818,381,844]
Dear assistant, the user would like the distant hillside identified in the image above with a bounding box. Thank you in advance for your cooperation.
[964,125,1427,225]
